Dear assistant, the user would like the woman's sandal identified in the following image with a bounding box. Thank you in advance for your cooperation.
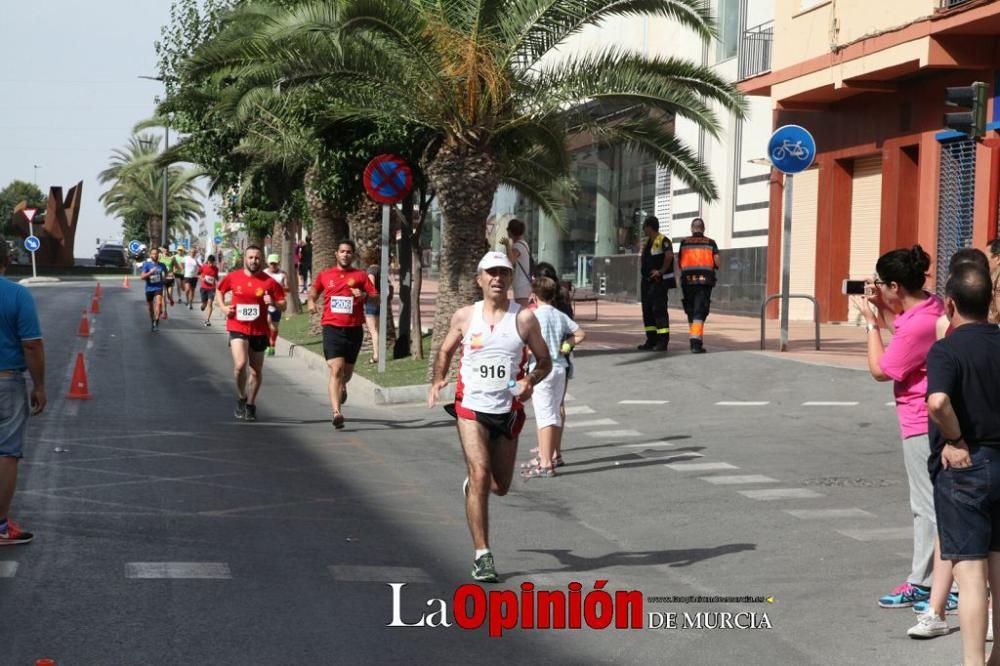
[520,457,542,469]
[521,465,555,479]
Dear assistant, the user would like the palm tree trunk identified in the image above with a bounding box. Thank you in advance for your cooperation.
[424,147,500,379]
[274,216,302,314]
[348,197,396,355]
[304,165,347,336]
[411,243,424,360]
[148,215,162,248]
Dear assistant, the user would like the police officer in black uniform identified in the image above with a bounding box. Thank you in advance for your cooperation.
[638,216,675,352]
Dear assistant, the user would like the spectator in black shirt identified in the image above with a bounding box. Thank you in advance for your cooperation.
[926,263,1000,664]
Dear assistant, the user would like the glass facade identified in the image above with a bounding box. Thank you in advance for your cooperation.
[511,142,657,284]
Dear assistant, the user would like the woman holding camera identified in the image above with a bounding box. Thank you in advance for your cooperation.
[850,245,945,627]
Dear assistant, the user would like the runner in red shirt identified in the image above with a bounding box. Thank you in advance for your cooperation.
[307,239,377,429]
[198,254,220,327]
[215,246,286,422]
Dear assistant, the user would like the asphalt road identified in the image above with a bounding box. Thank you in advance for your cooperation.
[0,281,969,665]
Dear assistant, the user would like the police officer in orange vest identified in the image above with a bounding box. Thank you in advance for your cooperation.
[678,218,720,354]
[638,216,675,352]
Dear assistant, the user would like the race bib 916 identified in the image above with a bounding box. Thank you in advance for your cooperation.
[330,296,354,314]
[236,304,260,321]
[463,356,512,392]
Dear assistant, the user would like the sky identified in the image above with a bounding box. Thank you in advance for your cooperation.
[0,1,205,257]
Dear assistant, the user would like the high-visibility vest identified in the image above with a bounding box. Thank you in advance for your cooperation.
[678,234,718,285]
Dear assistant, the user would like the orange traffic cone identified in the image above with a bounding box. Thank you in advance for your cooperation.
[91,296,100,314]
[78,310,90,337]
[122,274,130,288]
[66,352,92,400]
[95,282,102,298]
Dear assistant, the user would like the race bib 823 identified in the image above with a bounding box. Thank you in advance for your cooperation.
[236,304,260,321]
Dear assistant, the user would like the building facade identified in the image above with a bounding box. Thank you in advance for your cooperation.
[742,0,1000,322]
[489,1,776,313]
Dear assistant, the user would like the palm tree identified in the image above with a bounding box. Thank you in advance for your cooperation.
[99,134,205,246]
[187,0,744,369]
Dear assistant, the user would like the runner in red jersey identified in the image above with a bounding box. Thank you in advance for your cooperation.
[215,246,286,422]
[198,254,220,327]
[307,239,377,429]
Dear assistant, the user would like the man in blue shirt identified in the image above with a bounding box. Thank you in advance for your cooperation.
[140,247,167,332]
[0,237,45,546]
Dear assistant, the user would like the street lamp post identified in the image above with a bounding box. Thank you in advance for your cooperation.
[138,75,169,248]
[33,165,40,187]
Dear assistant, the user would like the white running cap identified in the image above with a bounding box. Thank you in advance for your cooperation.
[477,251,513,272]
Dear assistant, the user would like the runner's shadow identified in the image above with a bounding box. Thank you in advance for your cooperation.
[552,436,693,454]
[506,544,757,578]
[342,418,457,431]
[550,454,704,477]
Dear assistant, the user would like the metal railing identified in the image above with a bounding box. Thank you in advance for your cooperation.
[737,21,773,81]
[759,294,821,351]
[942,0,973,8]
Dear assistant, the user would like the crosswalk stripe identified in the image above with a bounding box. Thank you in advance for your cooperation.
[623,441,674,448]
[565,418,618,429]
[126,562,232,579]
[700,475,778,485]
[328,565,432,583]
[739,488,824,500]
[837,527,912,542]
[665,461,733,471]
[802,401,859,407]
[619,400,669,405]
[0,562,17,578]
[785,508,876,519]
[585,429,642,438]
[715,401,769,406]
[564,405,596,415]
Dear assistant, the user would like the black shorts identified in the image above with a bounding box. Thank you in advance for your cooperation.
[323,325,363,364]
[184,277,198,289]
[164,277,175,287]
[445,400,526,441]
[145,290,163,303]
[200,288,216,302]
[229,331,269,353]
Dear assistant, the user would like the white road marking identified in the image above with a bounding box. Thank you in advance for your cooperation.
[700,475,778,485]
[885,401,895,407]
[564,405,596,415]
[739,488,824,500]
[0,562,17,578]
[785,508,876,519]
[126,562,232,579]
[802,401,859,407]
[565,418,618,428]
[564,393,575,402]
[623,441,674,448]
[328,565,432,583]
[837,527,913,542]
[585,429,643,438]
[665,461,733,471]
[715,401,769,406]
[619,400,669,405]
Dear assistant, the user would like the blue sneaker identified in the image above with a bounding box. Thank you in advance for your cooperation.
[879,582,930,608]
[913,592,959,615]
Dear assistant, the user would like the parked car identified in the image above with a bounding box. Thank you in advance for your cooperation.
[95,243,128,267]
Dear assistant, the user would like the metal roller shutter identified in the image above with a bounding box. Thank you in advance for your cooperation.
[780,167,819,320]
[847,156,883,323]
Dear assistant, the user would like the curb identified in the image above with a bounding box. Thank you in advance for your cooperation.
[277,335,454,407]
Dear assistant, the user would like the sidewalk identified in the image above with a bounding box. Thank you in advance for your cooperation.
[410,276,869,371]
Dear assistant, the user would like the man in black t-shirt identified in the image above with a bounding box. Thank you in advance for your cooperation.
[926,263,1000,661]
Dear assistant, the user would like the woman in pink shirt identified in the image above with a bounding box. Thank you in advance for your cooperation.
[852,245,945,622]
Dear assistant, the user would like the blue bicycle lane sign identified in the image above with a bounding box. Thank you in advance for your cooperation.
[768,125,816,174]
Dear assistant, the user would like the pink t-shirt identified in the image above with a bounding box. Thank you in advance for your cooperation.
[878,294,945,439]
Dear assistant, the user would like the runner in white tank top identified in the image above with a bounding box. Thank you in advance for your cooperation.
[428,251,553,583]
[457,301,526,414]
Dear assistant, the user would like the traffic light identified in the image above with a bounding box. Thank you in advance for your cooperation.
[944,81,988,138]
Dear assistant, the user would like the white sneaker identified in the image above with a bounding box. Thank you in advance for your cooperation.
[907,612,948,639]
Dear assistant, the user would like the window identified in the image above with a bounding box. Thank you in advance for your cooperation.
[716,0,739,62]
